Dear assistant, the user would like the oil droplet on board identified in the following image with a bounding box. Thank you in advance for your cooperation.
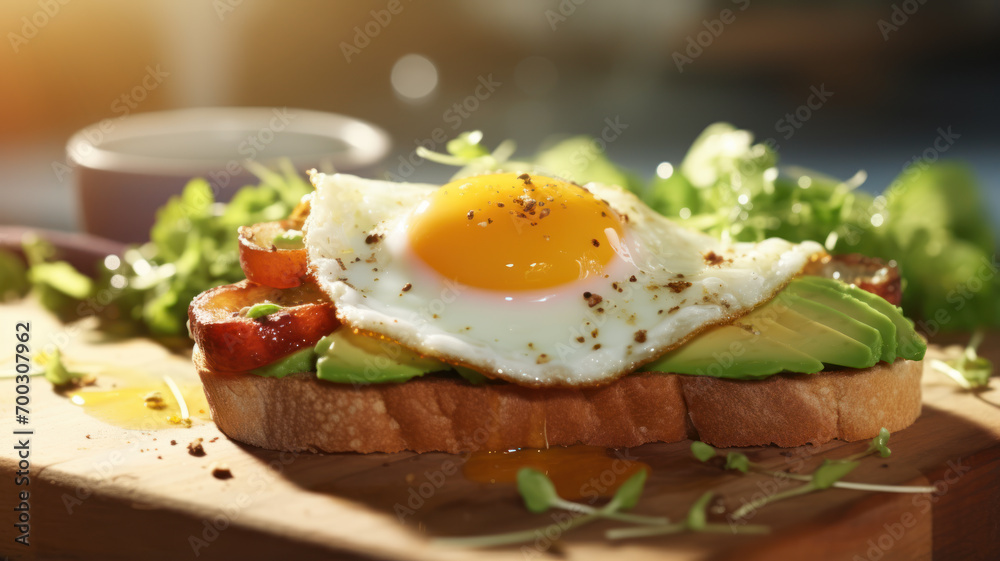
[68,367,210,430]
[463,446,650,500]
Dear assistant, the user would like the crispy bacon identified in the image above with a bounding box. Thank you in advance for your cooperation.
[189,280,338,372]
[238,220,309,289]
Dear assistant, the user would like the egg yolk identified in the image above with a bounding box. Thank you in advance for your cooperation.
[407,173,625,291]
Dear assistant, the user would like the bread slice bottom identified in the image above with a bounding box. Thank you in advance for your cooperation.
[195,348,922,453]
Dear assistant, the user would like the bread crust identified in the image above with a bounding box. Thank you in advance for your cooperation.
[195,348,922,453]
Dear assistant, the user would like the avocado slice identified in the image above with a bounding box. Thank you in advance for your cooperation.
[797,276,926,361]
[735,304,878,369]
[249,346,317,378]
[771,292,883,364]
[644,324,824,379]
[315,330,448,384]
[785,279,897,363]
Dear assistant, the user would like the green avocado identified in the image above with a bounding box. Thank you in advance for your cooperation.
[645,277,892,377]
[249,346,317,378]
[314,330,449,384]
[771,292,884,364]
[784,279,897,363]
[735,306,877,369]
[796,276,926,361]
[643,324,824,379]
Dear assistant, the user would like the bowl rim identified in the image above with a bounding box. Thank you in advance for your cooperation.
[66,107,391,175]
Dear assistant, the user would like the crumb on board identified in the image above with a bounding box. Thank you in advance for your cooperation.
[187,438,206,457]
[144,391,167,410]
[211,463,233,480]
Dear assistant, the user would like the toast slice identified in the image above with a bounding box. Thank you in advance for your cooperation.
[195,348,922,453]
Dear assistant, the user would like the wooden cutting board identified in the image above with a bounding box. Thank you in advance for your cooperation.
[1,298,998,561]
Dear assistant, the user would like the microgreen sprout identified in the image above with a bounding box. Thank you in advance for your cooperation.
[844,427,891,461]
[36,348,89,389]
[931,330,993,390]
[434,468,667,549]
[730,460,859,519]
[692,430,936,519]
[416,131,529,180]
[605,492,769,540]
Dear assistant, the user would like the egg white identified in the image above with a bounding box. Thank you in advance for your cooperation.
[305,172,825,387]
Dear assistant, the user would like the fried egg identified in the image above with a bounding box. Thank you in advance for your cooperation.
[305,172,824,386]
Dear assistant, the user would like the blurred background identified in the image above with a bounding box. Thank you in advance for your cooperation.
[1,0,998,232]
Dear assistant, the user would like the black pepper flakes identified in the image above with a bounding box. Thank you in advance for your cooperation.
[583,292,603,307]
[467,210,475,220]
[629,275,637,282]
[365,233,381,244]
[591,239,600,248]
[402,283,412,292]
[634,330,647,343]
[335,258,346,271]
[592,344,602,350]
[666,281,692,293]
[576,336,586,343]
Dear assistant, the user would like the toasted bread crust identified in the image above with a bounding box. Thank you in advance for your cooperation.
[195,348,922,453]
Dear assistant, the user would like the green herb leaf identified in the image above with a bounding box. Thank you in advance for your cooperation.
[932,330,994,389]
[608,470,648,511]
[272,229,304,249]
[446,131,489,160]
[40,349,80,386]
[691,441,717,462]
[246,302,283,319]
[724,452,750,474]
[811,460,859,490]
[516,468,559,514]
[0,250,29,301]
[869,427,891,458]
[685,492,714,531]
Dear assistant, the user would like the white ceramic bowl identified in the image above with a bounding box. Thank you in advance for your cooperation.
[67,107,391,243]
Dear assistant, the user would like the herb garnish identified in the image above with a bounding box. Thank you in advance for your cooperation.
[693,428,935,520]
[434,468,666,548]
[931,330,993,390]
